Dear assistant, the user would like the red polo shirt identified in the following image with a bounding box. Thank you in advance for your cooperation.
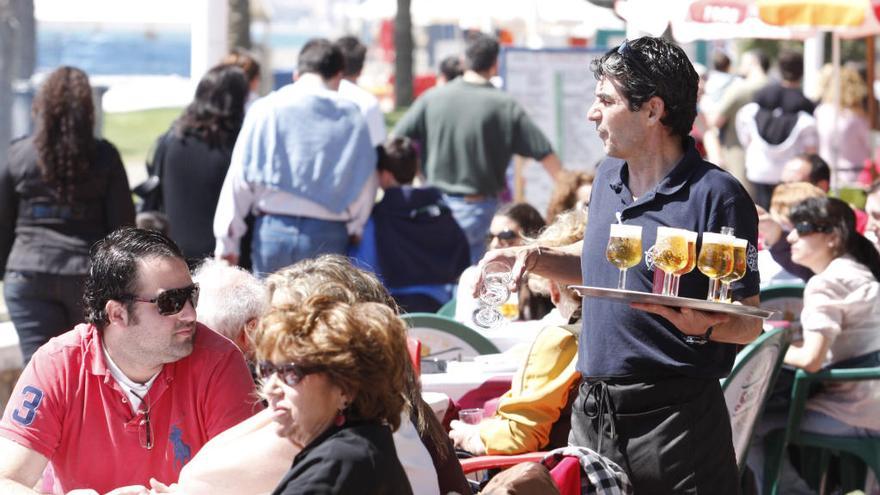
[0,323,260,493]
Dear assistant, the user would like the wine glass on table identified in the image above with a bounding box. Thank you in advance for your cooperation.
[606,224,643,290]
[653,227,689,296]
[718,238,748,303]
[473,261,512,329]
[670,230,698,297]
[697,232,735,302]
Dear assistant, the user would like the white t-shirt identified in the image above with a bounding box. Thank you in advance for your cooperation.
[339,79,387,147]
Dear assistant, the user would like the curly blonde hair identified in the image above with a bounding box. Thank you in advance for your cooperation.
[769,182,826,220]
[527,208,587,295]
[546,170,594,223]
[255,295,408,430]
[819,64,868,112]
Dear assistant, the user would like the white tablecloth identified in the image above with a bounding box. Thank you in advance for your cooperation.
[0,321,22,372]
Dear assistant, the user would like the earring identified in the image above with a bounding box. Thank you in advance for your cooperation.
[334,402,348,427]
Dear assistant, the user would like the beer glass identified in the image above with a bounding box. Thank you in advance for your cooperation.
[697,232,735,301]
[473,261,512,328]
[606,224,643,290]
[653,227,689,296]
[670,230,698,296]
[718,238,748,302]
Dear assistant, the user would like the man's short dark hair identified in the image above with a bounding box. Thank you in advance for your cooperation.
[297,38,344,80]
[779,50,804,82]
[801,153,831,185]
[83,227,184,329]
[712,51,731,72]
[590,36,699,139]
[439,56,463,81]
[465,34,499,73]
[378,137,418,185]
[335,36,367,78]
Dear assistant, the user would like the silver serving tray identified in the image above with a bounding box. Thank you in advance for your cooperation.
[569,285,774,320]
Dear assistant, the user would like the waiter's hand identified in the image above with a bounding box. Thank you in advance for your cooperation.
[472,245,535,297]
[630,303,729,337]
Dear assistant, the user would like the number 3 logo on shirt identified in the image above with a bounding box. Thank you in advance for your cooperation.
[12,386,44,426]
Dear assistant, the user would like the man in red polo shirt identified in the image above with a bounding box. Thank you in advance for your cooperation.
[0,228,260,494]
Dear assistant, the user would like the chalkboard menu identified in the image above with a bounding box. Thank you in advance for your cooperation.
[500,47,606,214]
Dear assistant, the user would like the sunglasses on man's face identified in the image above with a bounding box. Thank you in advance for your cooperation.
[122,283,199,316]
[793,221,834,236]
[486,230,521,245]
[256,361,317,387]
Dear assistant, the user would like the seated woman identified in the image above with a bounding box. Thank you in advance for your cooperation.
[455,202,551,325]
[156,256,467,495]
[255,296,411,493]
[449,208,586,456]
[747,196,880,493]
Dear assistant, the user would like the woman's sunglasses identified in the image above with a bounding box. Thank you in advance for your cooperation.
[121,283,200,316]
[256,361,317,387]
[486,230,521,245]
[793,221,834,236]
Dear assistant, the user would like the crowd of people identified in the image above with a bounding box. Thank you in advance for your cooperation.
[0,27,879,495]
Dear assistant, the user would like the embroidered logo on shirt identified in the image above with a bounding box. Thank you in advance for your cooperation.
[644,246,656,271]
[747,243,759,272]
[169,425,192,469]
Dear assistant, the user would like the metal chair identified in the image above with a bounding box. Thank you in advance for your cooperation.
[759,284,805,328]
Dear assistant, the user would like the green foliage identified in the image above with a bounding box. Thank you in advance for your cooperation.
[384,106,409,130]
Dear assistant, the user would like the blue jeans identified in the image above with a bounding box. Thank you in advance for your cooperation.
[747,409,880,494]
[443,195,499,265]
[250,215,349,277]
[3,270,86,364]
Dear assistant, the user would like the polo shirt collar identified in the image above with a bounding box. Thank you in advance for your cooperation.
[610,137,701,207]
[84,323,110,377]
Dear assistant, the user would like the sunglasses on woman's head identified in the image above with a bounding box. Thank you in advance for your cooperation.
[257,361,316,387]
[121,283,199,316]
[793,221,834,236]
[486,230,521,244]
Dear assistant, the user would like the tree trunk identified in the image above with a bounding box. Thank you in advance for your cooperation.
[0,0,16,158]
[13,0,33,78]
[394,0,413,109]
[227,0,251,50]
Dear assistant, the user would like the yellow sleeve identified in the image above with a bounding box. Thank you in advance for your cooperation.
[479,326,580,454]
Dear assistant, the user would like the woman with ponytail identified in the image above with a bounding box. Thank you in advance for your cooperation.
[747,196,880,493]
[0,66,135,363]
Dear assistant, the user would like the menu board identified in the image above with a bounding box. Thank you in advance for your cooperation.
[500,47,606,214]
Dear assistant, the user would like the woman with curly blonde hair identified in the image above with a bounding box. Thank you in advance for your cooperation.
[815,64,871,187]
[255,296,412,493]
[0,66,135,362]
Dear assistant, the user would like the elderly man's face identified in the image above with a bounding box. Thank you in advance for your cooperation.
[588,77,645,160]
[781,158,811,184]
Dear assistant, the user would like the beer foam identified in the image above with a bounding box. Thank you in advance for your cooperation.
[733,238,749,248]
[702,232,735,244]
[609,224,642,238]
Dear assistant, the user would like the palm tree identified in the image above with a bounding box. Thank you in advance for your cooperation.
[228,0,251,50]
[394,0,413,109]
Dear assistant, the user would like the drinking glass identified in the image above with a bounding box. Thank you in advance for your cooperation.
[718,238,748,302]
[459,408,484,425]
[606,224,643,290]
[697,232,735,301]
[653,227,689,296]
[472,261,512,329]
[670,230,698,296]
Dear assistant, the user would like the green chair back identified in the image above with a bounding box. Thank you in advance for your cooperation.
[759,284,805,323]
[436,298,457,318]
[722,327,792,472]
[402,313,500,361]
[765,364,880,494]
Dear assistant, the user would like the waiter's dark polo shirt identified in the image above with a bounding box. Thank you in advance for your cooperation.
[579,139,760,380]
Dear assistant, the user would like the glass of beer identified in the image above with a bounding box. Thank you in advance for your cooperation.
[606,224,643,290]
[670,230,698,296]
[653,227,689,296]
[697,232,735,301]
[473,261,512,328]
[718,238,748,302]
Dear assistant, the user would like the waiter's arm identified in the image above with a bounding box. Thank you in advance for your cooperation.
[632,294,762,345]
[475,241,583,295]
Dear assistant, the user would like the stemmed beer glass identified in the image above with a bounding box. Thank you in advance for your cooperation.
[606,224,643,290]
[472,261,512,329]
[670,230,698,296]
[653,227,689,296]
[718,238,748,302]
[697,232,735,301]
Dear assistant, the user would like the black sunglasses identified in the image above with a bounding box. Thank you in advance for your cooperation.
[121,283,199,316]
[486,230,521,244]
[793,221,834,236]
[256,361,318,387]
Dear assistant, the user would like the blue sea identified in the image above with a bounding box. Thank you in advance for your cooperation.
[38,26,192,76]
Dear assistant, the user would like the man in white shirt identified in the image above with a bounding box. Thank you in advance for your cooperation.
[335,36,387,147]
[213,39,378,276]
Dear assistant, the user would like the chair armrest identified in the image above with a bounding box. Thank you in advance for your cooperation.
[459,452,548,474]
